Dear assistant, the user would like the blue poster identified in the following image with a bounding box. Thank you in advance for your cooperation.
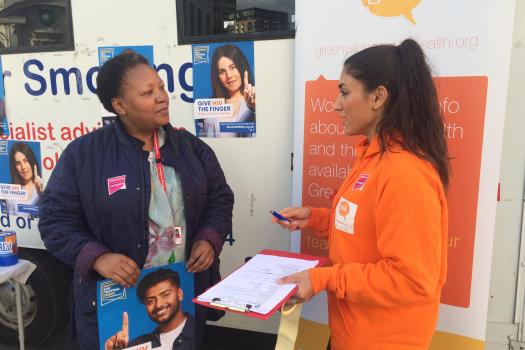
[0,140,42,217]
[0,57,8,137]
[97,262,195,350]
[98,45,154,66]
[192,42,256,138]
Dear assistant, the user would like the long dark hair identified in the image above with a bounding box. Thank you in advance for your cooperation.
[211,45,253,98]
[344,38,450,188]
[9,142,39,185]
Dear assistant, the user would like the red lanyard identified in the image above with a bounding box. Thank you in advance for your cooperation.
[153,129,167,193]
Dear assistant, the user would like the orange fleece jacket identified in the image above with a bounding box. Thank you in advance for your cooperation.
[308,137,448,350]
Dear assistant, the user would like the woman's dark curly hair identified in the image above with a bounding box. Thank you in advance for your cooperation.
[96,50,149,114]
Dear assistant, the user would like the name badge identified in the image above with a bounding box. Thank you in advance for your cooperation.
[107,175,126,195]
[174,226,183,245]
[334,196,358,234]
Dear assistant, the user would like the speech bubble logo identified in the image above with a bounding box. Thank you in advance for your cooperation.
[339,201,350,218]
[362,0,422,25]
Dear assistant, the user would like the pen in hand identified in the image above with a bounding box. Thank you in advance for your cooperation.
[270,207,312,231]
[269,210,291,222]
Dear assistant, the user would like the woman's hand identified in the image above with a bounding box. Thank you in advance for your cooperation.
[278,270,315,303]
[187,240,215,273]
[33,165,44,193]
[92,253,140,288]
[271,207,312,231]
[243,71,256,110]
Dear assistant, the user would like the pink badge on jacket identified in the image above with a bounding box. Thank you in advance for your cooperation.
[107,175,126,195]
[352,174,369,191]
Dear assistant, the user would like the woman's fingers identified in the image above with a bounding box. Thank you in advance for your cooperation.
[111,270,133,288]
[187,240,215,273]
[115,266,136,287]
[271,207,312,232]
[277,207,311,221]
[193,244,214,268]
[272,208,294,228]
[272,219,300,231]
[243,71,256,108]
[287,221,301,231]
[244,84,253,98]
[282,221,301,231]
[190,253,213,272]
[112,257,139,287]
[121,258,140,281]
[245,85,255,99]
[93,253,141,288]
[277,270,314,301]
[33,164,44,192]
[247,84,255,105]
[280,207,295,215]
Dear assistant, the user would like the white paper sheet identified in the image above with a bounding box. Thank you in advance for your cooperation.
[197,254,318,315]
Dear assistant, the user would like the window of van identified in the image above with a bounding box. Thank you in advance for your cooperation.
[0,0,74,55]
[176,0,295,44]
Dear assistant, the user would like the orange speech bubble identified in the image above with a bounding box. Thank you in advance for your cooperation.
[362,0,422,25]
[338,201,350,218]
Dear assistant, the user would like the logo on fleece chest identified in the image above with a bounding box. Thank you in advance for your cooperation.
[334,196,358,234]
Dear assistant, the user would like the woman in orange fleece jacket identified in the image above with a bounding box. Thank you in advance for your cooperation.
[274,39,449,350]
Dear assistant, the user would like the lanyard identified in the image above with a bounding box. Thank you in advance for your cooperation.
[153,129,167,193]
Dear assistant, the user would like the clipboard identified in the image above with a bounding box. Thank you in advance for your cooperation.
[193,249,328,320]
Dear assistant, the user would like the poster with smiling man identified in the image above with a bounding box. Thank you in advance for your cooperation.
[97,262,194,350]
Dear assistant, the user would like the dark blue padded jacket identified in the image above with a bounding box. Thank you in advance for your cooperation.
[38,119,233,349]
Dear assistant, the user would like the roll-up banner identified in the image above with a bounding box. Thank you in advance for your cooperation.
[292,1,516,349]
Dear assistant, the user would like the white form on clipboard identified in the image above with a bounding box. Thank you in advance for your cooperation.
[196,254,319,315]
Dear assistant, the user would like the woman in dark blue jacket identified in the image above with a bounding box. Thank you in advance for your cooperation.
[38,51,234,350]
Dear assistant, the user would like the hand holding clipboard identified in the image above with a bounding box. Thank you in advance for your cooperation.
[277,270,315,304]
